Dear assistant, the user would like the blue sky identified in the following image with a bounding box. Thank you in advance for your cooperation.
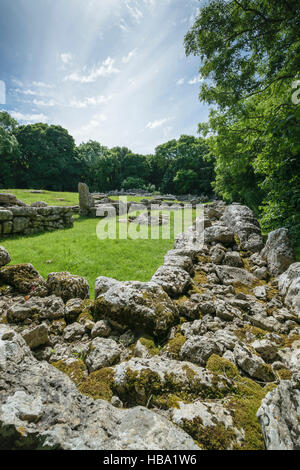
[0,0,209,153]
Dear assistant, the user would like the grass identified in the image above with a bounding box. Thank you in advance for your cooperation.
[0,188,195,298]
[0,188,79,206]
[0,216,178,298]
[296,246,300,262]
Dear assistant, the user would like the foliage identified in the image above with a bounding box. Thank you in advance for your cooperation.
[185,0,300,242]
[0,112,20,188]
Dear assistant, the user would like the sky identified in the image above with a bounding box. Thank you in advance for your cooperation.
[0,0,209,154]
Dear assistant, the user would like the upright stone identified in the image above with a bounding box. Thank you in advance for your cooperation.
[78,183,94,217]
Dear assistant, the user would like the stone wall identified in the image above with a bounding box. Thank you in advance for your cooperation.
[0,205,74,237]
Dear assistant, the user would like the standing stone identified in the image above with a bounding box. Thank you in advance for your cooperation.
[78,183,94,216]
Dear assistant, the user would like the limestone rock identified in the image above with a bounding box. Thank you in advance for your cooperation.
[223,251,244,268]
[261,228,295,276]
[7,295,65,323]
[91,320,112,339]
[170,400,244,450]
[86,337,121,372]
[0,246,11,268]
[0,263,45,294]
[221,204,264,252]
[78,182,95,216]
[204,224,234,246]
[95,276,121,299]
[233,344,276,382]
[0,326,198,450]
[278,262,300,317]
[257,375,300,450]
[112,356,231,406]
[21,324,49,350]
[151,265,192,297]
[215,265,257,286]
[46,272,89,303]
[63,322,85,342]
[95,281,179,338]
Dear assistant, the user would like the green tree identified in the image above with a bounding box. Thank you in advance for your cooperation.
[185,0,300,241]
[0,111,20,188]
[15,123,80,190]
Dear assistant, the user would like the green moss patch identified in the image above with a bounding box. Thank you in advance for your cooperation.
[51,359,86,386]
[78,367,115,401]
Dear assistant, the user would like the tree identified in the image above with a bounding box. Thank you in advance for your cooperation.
[15,123,80,190]
[151,135,215,194]
[0,112,20,188]
[185,0,300,242]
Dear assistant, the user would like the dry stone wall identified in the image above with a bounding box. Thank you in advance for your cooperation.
[0,205,74,237]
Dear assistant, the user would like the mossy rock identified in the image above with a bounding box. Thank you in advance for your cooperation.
[51,359,86,386]
[206,355,239,379]
[78,367,115,401]
[162,333,187,359]
[139,336,160,356]
[234,324,268,342]
[181,417,237,450]
[277,368,292,380]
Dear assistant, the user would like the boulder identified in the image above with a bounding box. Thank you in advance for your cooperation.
[0,263,45,294]
[46,272,89,303]
[170,400,244,450]
[223,251,244,268]
[95,281,179,338]
[21,324,49,350]
[112,357,231,406]
[257,375,300,450]
[95,276,121,299]
[221,204,264,252]
[63,322,85,342]
[215,266,257,286]
[86,337,121,372]
[0,246,11,268]
[31,201,48,208]
[278,263,300,317]
[91,320,112,339]
[0,326,198,450]
[204,225,234,246]
[233,344,276,382]
[0,193,26,207]
[7,295,65,323]
[261,228,295,276]
[151,265,192,297]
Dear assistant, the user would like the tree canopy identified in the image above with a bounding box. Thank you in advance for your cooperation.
[185,0,300,242]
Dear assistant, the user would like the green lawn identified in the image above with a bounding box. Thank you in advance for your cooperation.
[0,189,79,206]
[0,215,180,298]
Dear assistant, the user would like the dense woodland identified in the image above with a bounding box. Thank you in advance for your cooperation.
[0,0,299,243]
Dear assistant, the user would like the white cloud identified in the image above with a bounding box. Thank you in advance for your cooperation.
[60,53,72,64]
[73,113,107,139]
[32,81,54,88]
[176,78,184,86]
[70,95,112,108]
[10,111,48,122]
[63,57,120,83]
[33,99,56,107]
[122,49,137,64]
[11,78,23,87]
[126,2,144,22]
[146,118,170,129]
[119,19,129,32]
[15,88,46,96]
[188,75,203,85]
